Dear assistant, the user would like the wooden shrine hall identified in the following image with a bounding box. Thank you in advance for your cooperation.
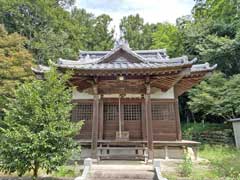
[33,40,216,160]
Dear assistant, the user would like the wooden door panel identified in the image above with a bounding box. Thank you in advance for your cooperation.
[72,103,93,140]
[103,103,119,139]
[151,102,177,140]
[123,103,142,140]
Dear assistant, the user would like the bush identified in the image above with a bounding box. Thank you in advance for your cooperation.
[182,123,233,144]
[53,162,81,178]
[0,68,83,179]
[53,166,75,177]
[178,155,193,177]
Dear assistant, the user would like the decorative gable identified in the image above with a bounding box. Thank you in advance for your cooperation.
[97,46,145,64]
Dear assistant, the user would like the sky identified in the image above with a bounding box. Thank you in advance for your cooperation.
[75,0,195,35]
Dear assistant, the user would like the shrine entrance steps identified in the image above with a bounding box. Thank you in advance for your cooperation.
[88,160,156,180]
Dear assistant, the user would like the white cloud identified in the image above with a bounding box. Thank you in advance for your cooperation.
[75,0,195,36]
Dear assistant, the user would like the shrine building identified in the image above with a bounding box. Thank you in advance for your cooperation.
[32,40,216,160]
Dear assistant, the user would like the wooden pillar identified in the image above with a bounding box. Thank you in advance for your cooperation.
[141,95,147,140]
[174,87,182,140]
[120,95,124,132]
[98,95,104,140]
[145,83,153,159]
[91,84,99,158]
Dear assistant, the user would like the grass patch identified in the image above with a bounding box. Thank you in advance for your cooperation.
[52,164,81,178]
[0,165,82,179]
[163,144,240,180]
[199,144,240,179]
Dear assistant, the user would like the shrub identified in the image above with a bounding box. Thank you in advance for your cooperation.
[0,68,83,180]
[182,122,232,144]
[179,154,193,177]
[53,166,75,177]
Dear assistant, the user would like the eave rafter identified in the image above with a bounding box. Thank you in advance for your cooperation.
[150,68,190,92]
[175,71,212,96]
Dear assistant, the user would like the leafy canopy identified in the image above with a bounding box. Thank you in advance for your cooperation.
[188,72,240,120]
[0,1,114,64]
[120,14,158,50]
[0,25,33,111]
[152,23,184,57]
[0,68,82,179]
[179,0,240,75]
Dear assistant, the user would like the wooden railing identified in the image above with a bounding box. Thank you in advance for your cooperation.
[97,146,148,162]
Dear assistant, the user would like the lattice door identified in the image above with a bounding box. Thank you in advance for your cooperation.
[151,101,177,140]
[123,103,142,140]
[72,103,93,139]
[103,103,119,139]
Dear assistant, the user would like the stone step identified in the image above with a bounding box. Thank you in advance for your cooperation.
[87,177,153,180]
[88,178,153,180]
[88,160,155,180]
[89,170,155,179]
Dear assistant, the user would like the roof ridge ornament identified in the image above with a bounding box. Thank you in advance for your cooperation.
[114,27,130,49]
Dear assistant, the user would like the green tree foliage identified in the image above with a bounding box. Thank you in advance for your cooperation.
[0,68,82,179]
[120,14,158,50]
[152,23,184,57]
[0,0,78,63]
[0,1,114,64]
[178,0,240,123]
[0,25,33,111]
[179,0,240,75]
[188,72,240,120]
[70,8,114,51]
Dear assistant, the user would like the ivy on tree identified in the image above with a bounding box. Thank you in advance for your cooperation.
[0,68,83,179]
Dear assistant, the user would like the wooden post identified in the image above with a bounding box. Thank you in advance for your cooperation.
[141,95,147,140]
[98,95,104,140]
[145,83,153,159]
[118,95,122,137]
[174,87,182,140]
[91,84,99,159]
[120,95,124,133]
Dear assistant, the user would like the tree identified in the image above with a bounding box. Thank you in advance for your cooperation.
[0,25,33,111]
[120,14,158,50]
[0,0,79,63]
[91,14,114,50]
[152,23,184,57]
[0,1,115,63]
[188,72,240,121]
[0,68,82,179]
[71,8,114,51]
[179,0,240,75]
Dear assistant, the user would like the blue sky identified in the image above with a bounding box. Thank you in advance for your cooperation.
[75,0,195,35]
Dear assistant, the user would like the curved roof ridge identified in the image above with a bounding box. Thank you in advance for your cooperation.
[95,45,147,64]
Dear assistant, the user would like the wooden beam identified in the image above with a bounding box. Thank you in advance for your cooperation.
[141,95,147,140]
[174,86,182,140]
[91,84,99,159]
[145,83,153,159]
[98,95,104,140]
[169,69,190,89]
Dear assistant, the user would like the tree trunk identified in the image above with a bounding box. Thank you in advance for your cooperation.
[32,160,39,180]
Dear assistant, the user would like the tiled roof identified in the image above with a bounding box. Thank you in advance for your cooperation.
[191,63,217,72]
[32,42,217,74]
[57,56,194,70]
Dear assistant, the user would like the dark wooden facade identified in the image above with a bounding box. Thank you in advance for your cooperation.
[72,98,180,141]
